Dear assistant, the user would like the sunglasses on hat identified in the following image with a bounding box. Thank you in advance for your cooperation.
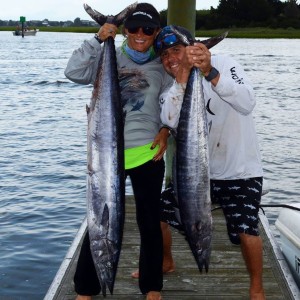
[155,33,179,51]
[127,27,156,36]
[155,26,194,54]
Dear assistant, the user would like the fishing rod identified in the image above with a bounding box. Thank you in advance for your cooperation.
[259,204,300,215]
[212,204,300,213]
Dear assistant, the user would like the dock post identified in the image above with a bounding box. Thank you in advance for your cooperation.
[167,0,196,36]
[164,1,196,186]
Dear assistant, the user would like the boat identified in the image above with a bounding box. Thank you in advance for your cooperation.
[275,203,300,288]
[44,196,300,300]
[13,29,37,36]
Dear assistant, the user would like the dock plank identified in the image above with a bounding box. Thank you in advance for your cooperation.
[47,196,297,299]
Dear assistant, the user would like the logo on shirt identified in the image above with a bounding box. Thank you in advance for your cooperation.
[230,66,244,84]
[206,98,215,116]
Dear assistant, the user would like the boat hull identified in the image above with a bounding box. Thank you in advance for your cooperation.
[275,203,300,288]
[13,30,37,36]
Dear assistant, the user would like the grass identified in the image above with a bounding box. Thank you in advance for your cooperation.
[195,27,300,38]
[3,26,300,38]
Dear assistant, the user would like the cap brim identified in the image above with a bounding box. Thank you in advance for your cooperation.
[155,41,181,55]
[125,18,159,29]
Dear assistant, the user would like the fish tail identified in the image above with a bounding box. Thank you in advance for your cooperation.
[170,26,228,49]
[84,2,137,27]
[170,25,192,46]
[199,31,229,49]
[114,2,138,27]
[83,4,107,26]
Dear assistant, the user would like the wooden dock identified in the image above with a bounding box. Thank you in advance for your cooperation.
[45,196,299,300]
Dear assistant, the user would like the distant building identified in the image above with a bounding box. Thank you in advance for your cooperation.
[81,20,98,26]
[63,21,73,27]
[42,19,50,26]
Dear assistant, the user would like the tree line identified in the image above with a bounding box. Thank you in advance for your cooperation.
[159,0,300,29]
[1,0,299,29]
[192,0,300,29]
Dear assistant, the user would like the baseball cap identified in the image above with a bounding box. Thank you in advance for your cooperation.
[124,3,160,29]
[154,25,194,54]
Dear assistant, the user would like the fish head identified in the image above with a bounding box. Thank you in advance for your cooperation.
[91,237,118,294]
[189,219,212,272]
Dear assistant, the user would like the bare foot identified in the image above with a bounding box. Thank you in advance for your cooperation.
[250,290,266,300]
[146,291,162,300]
[163,260,175,274]
[131,265,175,279]
[75,295,92,300]
[131,270,139,278]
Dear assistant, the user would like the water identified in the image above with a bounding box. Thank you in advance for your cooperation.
[0,31,299,299]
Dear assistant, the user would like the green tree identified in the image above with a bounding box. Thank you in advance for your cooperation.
[284,0,300,18]
[74,17,82,26]
[237,0,272,22]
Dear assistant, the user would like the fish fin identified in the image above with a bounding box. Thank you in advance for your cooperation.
[84,4,107,26]
[84,2,138,27]
[114,2,138,27]
[199,31,229,49]
[101,204,110,229]
[86,104,90,114]
[170,25,192,46]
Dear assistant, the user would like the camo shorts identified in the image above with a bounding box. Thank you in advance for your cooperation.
[210,177,263,245]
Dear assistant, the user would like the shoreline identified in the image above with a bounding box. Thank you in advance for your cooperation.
[3,26,300,38]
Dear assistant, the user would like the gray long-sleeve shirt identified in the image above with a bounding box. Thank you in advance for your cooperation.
[65,37,172,149]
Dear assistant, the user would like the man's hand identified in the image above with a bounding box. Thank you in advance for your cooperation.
[186,43,212,76]
[151,128,170,161]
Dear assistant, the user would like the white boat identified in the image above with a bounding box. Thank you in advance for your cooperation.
[275,203,300,288]
[13,30,37,36]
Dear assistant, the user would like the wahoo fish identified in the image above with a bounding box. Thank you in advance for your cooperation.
[174,28,226,272]
[84,3,136,296]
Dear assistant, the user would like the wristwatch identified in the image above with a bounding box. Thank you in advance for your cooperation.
[204,67,219,82]
[94,34,103,44]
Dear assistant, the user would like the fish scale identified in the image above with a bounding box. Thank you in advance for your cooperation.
[176,67,213,273]
[84,3,137,296]
[172,28,227,273]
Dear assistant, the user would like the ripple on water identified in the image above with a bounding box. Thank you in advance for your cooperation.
[0,32,299,298]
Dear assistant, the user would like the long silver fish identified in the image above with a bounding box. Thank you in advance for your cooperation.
[84,3,136,296]
[174,28,227,272]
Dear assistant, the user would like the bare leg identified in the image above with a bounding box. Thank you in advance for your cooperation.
[132,222,175,278]
[239,233,265,300]
[75,296,92,300]
[161,222,175,273]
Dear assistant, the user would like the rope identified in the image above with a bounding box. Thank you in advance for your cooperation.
[212,204,300,213]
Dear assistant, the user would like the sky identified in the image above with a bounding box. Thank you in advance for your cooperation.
[1,0,220,21]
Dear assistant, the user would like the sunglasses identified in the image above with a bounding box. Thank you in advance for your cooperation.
[127,27,156,36]
[155,33,179,51]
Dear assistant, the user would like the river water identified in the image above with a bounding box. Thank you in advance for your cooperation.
[0,31,299,299]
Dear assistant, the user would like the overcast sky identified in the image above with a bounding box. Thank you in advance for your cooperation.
[2,0,220,21]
